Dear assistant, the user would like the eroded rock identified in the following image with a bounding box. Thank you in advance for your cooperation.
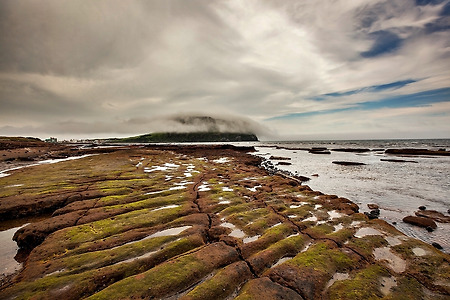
[403,216,437,229]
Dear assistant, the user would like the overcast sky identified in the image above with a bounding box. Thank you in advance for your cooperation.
[0,0,449,140]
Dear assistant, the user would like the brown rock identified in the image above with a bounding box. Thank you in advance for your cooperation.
[269,156,291,161]
[237,277,303,300]
[415,210,450,223]
[403,216,437,229]
[266,264,327,299]
[309,150,331,154]
[367,204,379,210]
[332,161,366,166]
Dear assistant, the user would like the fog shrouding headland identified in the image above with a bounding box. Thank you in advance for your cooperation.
[0,113,274,141]
[145,114,271,136]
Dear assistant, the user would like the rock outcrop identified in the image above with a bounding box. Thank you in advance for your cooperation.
[0,145,449,299]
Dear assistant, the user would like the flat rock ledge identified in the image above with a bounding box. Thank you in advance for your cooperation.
[0,145,449,300]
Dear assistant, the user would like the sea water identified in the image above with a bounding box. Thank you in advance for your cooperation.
[253,139,450,253]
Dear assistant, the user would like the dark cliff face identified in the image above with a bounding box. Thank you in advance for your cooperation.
[112,132,259,143]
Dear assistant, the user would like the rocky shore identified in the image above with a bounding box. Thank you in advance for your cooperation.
[0,143,449,299]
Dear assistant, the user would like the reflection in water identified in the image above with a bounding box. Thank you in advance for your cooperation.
[0,214,53,280]
[0,226,24,279]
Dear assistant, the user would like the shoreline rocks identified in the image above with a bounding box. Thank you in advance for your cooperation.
[380,158,418,163]
[385,149,450,156]
[332,161,366,166]
[332,148,371,153]
[415,210,450,223]
[1,144,449,299]
[403,216,437,230]
[269,156,291,161]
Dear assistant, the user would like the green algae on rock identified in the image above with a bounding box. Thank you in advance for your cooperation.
[0,145,449,299]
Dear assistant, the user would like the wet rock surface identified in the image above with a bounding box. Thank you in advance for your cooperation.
[403,216,438,229]
[385,149,450,156]
[380,158,418,163]
[332,161,366,166]
[415,210,450,223]
[0,145,449,299]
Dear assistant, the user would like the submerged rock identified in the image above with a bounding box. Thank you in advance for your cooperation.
[380,158,418,163]
[432,242,443,250]
[309,149,331,154]
[332,161,366,166]
[364,209,380,219]
[385,149,450,156]
[332,148,370,153]
[269,156,291,161]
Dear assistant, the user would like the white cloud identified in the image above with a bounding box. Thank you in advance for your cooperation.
[0,0,448,139]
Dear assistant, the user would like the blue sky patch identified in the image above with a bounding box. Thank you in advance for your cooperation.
[361,30,403,58]
[415,0,445,6]
[267,87,450,121]
[319,79,417,99]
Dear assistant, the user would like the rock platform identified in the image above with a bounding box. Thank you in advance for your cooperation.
[0,145,449,299]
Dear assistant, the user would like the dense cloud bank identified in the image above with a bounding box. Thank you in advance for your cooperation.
[0,0,449,139]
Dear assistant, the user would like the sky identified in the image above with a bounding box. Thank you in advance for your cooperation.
[0,0,449,141]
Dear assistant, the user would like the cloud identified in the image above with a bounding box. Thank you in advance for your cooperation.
[0,0,449,140]
[0,113,274,140]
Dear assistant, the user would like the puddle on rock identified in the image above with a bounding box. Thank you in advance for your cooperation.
[222,187,233,192]
[385,236,402,246]
[151,205,180,212]
[169,186,186,191]
[325,272,350,289]
[328,210,343,220]
[243,235,260,244]
[144,226,192,239]
[290,204,302,209]
[380,276,397,296]
[0,155,95,178]
[145,190,167,195]
[412,247,427,256]
[144,163,179,173]
[247,185,262,192]
[0,226,23,279]
[0,214,52,280]
[373,247,406,273]
[117,250,159,265]
[213,157,230,163]
[198,182,211,192]
[333,224,344,232]
[301,241,313,252]
[270,222,282,228]
[303,215,317,222]
[221,222,246,238]
[272,256,293,267]
[354,227,383,238]
[218,200,230,205]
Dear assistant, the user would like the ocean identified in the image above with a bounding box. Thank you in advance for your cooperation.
[251,139,450,253]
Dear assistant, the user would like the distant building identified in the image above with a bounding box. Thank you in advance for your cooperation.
[45,137,57,143]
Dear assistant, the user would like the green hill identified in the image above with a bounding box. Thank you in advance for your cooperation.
[109,132,258,143]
